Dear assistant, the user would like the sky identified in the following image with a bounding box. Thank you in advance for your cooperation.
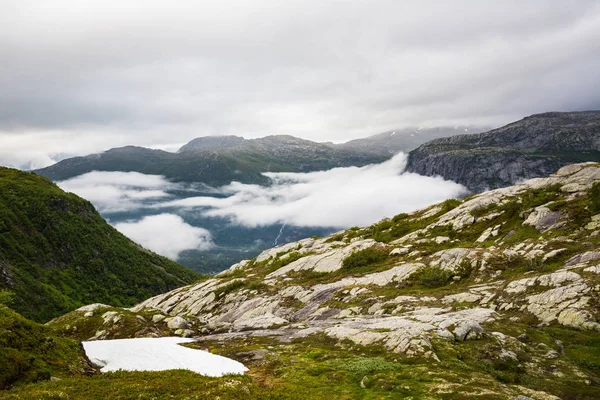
[1,0,600,169]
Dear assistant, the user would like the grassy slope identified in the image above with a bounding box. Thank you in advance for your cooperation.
[0,167,198,322]
[0,305,95,390]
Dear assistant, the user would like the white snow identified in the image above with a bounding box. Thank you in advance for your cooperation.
[82,337,248,377]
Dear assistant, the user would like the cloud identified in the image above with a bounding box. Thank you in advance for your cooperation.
[58,171,177,212]
[113,213,214,260]
[161,153,468,227]
[2,1,600,169]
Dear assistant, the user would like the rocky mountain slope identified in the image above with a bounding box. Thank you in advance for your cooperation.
[47,162,600,399]
[0,168,198,322]
[406,111,600,193]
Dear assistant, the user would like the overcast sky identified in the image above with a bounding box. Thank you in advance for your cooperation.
[2,0,600,168]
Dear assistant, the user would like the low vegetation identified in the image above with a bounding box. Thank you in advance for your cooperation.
[0,306,95,390]
[0,168,198,322]
[342,247,388,270]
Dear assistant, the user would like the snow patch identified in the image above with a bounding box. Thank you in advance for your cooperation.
[82,337,247,377]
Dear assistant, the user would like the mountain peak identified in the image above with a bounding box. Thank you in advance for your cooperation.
[177,135,246,153]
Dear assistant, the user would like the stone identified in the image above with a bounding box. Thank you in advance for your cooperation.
[452,321,483,341]
[101,311,122,325]
[585,214,600,230]
[523,206,562,231]
[152,314,166,323]
[174,329,195,338]
[167,316,189,330]
[435,236,450,244]
[77,303,111,313]
[389,247,410,256]
[267,239,379,278]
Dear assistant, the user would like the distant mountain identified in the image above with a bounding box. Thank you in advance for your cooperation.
[0,167,198,322]
[337,126,487,156]
[406,111,600,192]
[34,135,390,186]
[34,128,483,186]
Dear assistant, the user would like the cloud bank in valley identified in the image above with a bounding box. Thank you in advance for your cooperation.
[58,171,177,212]
[56,156,467,259]
[113,214,213,260]
[161,153,468,227]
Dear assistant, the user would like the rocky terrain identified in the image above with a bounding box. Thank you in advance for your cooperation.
[45,162,600,399]
[406,111,600,193]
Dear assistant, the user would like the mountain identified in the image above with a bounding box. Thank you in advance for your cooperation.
[34,135,390,186]
[406,111,600,193]
[0,167,198,322]
[43,163,600,399]
[33,127,485,186]
[337,126,487,156]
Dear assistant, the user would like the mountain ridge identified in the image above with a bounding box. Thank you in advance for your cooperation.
[406,111,600,192]
[33,126,480,186]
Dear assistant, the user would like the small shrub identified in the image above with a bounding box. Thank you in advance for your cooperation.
[591,182,600,214]
[342,247,388,270]
[440,199,462,213]
[417,266,452,288]
[455,261,474,279]
[0,290,15,305]
[391,213,409,223]
[343,357,399,374]
[213,280,245,298]
[470,203,498,218]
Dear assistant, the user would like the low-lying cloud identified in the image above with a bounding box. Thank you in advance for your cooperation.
[58,171,178,212]
[162,153,468,227]
[113,213,214,260]
[57,156,467,260]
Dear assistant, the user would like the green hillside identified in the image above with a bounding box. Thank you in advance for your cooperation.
[0,167,198,322]
[0,304,95,390]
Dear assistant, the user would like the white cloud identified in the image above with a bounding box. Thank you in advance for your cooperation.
[161,153,468,227]
[113,213,213,260]
[58,171,177,212]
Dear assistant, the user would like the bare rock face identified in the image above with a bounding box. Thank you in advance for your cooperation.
[405,111,600,193]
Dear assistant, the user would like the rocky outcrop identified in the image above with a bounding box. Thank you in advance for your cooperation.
[406,111,600,192]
